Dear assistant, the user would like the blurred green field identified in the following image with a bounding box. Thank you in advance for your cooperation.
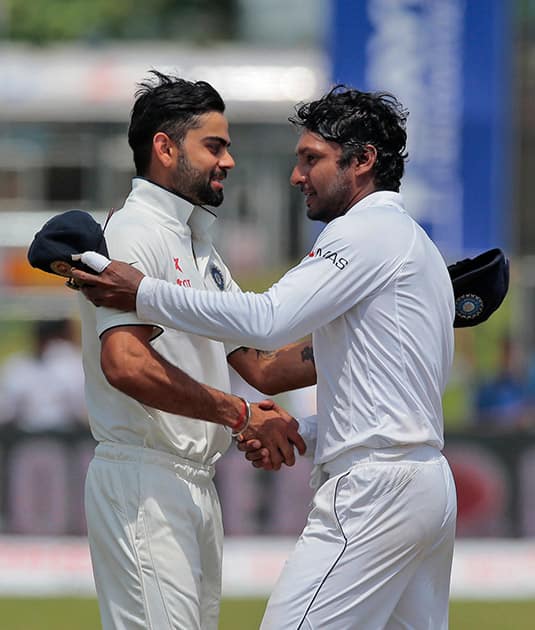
[1,598,535,629]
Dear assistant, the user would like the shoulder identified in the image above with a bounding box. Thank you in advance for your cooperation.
[106,206,163,251]
[306,204,420,284]
[320,203,415,254]
[105,204,157,241]
[102,211,166,278]
[350,201,413,230]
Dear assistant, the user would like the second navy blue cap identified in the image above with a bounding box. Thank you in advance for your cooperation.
[448,248,509,328]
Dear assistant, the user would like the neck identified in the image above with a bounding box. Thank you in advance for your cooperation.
[335,182,378,220]
[138,176,195,205]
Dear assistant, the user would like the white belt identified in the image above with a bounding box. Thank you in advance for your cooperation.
[323,444,441,478]
[310,444,441,490]
[95,441,216,484]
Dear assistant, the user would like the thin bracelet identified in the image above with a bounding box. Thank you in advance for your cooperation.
[231,398,252,438]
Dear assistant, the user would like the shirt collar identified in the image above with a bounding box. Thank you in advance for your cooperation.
[346,190,406,215]
[188,205,217,238]
[129,178,218,237]
[129,177,195,227]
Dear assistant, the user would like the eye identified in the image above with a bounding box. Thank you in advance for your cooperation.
[306,154,317,165]
[206,143,221,155]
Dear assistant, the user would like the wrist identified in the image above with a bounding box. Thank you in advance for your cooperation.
[231,397,252,438]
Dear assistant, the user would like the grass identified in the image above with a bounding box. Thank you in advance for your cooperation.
[0,598,100,630]
[1,597,535,629]
[0,597,264,630]
[449,600,535,629]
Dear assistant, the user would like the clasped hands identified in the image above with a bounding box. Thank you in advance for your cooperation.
[236,400,306,471]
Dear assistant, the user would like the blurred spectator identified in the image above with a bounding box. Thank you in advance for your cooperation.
[443,329,477,431]
[0,319,87,431]
[268,385,316,534]
[474,336,533,430]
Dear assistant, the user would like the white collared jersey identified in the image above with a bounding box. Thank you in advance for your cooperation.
[137,191,455,465]
[78,177,236,463]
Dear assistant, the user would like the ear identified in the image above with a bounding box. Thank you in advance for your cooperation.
[354,144,378,176]
[152,132,178,168]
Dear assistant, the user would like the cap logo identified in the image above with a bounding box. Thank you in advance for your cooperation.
[210,264,225,291]
[455,293,484,320]
[50,260,72,277]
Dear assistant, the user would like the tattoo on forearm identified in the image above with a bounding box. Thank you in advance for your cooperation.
[301,346,315,365]
[256,349,276,360]
[236,347,276,361]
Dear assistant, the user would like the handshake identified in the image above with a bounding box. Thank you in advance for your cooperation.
[232,399,306,471]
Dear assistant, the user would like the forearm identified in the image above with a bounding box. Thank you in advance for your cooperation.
[102,330,245,431]
[228,339,317,396]
[137,277,294,348]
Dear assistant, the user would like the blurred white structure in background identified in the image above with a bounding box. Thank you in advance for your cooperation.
[0,44,325,123]
[0,44,328,320]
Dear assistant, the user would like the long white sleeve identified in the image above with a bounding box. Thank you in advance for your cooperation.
[297,414,318,458]
[136,216,406,349]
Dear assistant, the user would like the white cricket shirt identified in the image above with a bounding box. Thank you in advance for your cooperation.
[136,191,455,464]
[79,177,236,463]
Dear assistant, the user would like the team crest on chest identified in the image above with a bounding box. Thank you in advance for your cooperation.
[210,264,225,290]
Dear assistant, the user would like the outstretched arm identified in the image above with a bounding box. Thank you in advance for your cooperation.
[71,223,365,350]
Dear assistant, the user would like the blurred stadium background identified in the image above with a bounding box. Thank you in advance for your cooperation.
[0,0,535,627]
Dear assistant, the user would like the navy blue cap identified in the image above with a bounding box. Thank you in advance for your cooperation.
[448,248,509,328]
[27,209,109,276]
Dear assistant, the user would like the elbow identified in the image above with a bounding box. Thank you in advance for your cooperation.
[244,297,294,350]
[233,359,280,397]
[256,378,282,397]
[101,350,139,394]
[249,380,280,397]
[244,365,283,397]
[245,330,294,352]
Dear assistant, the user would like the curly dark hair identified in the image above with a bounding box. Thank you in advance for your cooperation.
[128,70,225,175]
[289,85,408,192]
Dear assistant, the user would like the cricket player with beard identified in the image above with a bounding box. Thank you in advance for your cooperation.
[74,86,457,629]
[75,71,310,630]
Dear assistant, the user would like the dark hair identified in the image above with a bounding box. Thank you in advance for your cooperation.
[289,85,408,192]
[128,70,226,175]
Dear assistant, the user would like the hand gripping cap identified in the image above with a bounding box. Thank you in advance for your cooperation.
[27,209,109,276]
[447,248,509,328]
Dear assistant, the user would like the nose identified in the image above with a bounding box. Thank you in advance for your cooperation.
[220,149,235,170]
[290,165,305,187]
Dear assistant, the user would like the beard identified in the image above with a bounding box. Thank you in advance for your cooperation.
[307,170,353,223]
[172,153,225,207]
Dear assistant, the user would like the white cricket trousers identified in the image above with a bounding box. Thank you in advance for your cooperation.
[261,445,457,630]
[85,442,223,630]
